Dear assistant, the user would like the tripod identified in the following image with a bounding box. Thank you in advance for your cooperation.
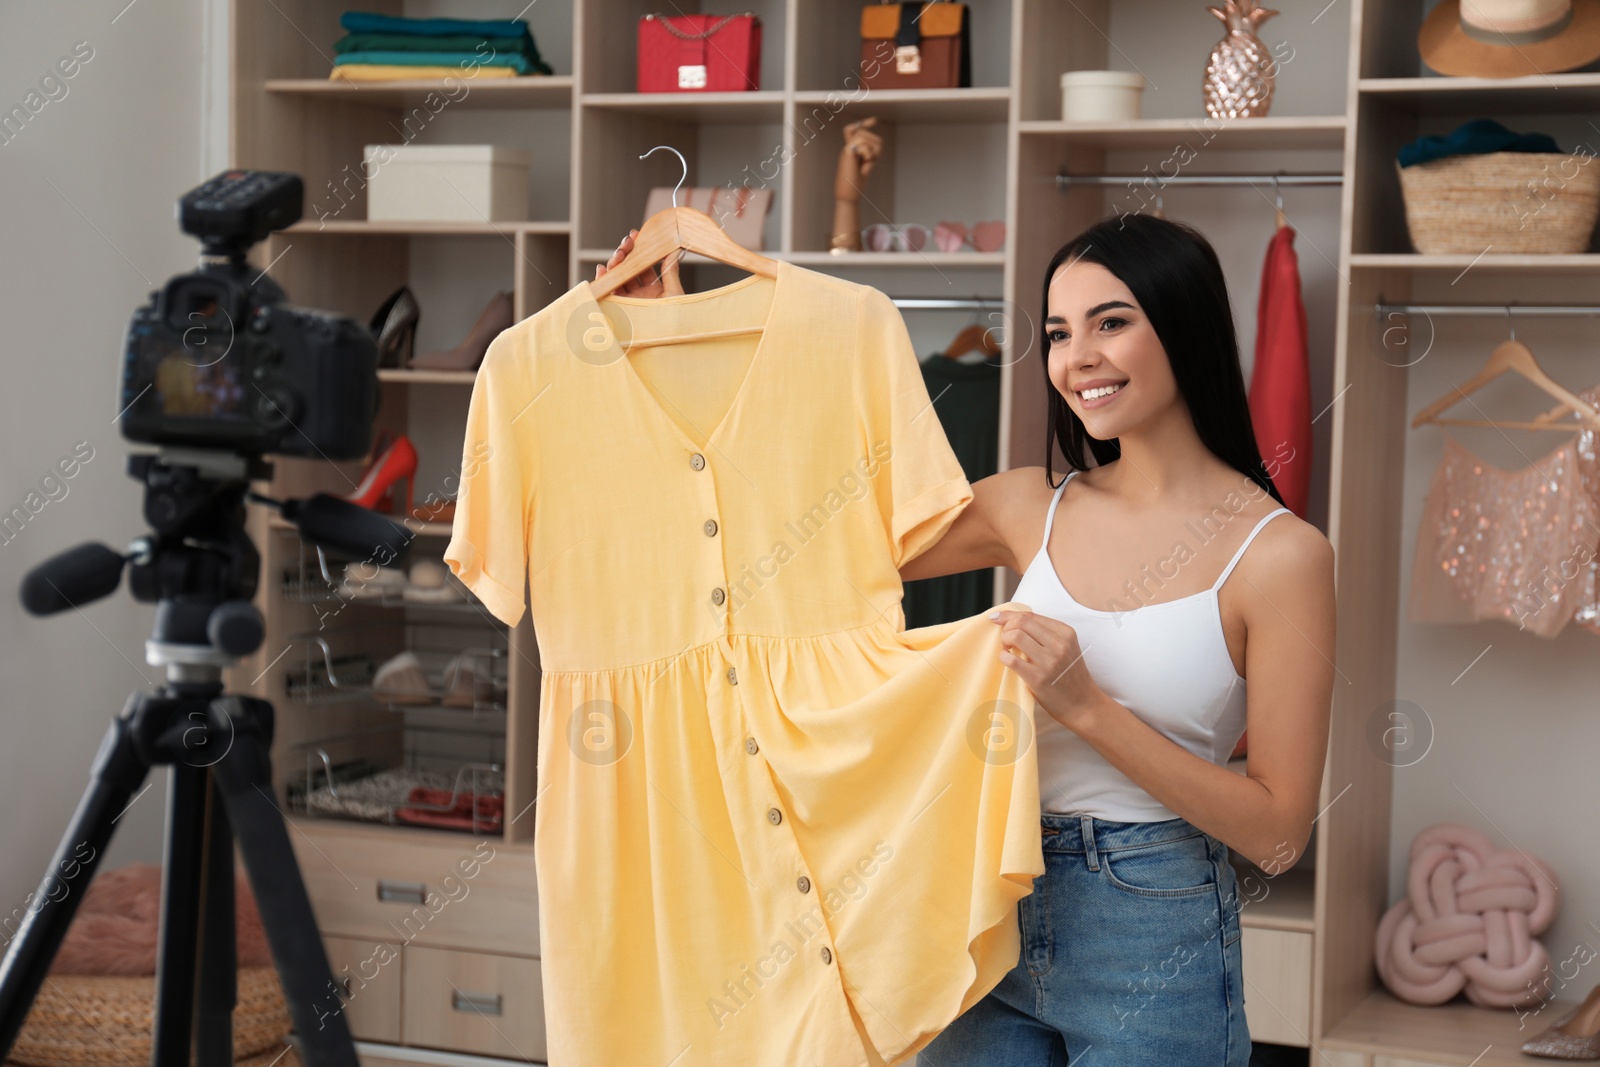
[0,448,410,1066]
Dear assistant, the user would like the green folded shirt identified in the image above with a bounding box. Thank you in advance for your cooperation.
[334,32,532,55]
[332,50,540,74]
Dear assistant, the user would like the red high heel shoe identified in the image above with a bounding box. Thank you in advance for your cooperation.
[345,434,417,514]
[359,429,398,512]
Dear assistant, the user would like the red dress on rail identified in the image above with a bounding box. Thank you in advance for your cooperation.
[1236,223,1313,759]
[1248,223,1313,519]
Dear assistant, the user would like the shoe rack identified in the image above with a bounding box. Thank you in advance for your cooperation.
[230,0,1599,1064]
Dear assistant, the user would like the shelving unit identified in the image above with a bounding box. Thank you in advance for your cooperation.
[227,0,1596,1063]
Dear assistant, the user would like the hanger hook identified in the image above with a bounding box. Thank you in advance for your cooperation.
[1506,304,1515,341]
[640,145,687,208]
[1272,175,1283,211]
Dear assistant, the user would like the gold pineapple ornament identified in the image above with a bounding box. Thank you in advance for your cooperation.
[1203,0,1279,119]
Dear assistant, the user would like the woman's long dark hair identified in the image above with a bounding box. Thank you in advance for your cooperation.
[1039,212,1285,508]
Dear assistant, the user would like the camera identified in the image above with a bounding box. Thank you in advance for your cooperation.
[118,170,378,460]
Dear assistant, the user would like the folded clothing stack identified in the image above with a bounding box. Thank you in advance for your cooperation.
[330,11,555,82]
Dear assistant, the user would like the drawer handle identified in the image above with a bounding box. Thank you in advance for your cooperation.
[452,990,503,1015]
[376,879,426,905]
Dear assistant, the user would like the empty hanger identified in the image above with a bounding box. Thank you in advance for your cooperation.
[941,304,1002,361]
[589,144,779,302]
[1409,308,1600,433]
[941,324,1001,361]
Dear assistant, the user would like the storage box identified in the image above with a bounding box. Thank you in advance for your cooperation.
[364,144,532,223]
[1060,70,1145,122]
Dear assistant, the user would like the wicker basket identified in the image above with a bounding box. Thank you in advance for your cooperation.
[8,965,291,1067]
[1396,151,1600,254]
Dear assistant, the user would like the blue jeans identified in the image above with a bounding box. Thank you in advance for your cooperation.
[920,814,1251,1067]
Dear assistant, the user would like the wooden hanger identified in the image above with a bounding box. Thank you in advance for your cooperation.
[1409,314,1600,433]
[942,320,1001,361]
[589,145,779,302]
[1530,390,1600,431]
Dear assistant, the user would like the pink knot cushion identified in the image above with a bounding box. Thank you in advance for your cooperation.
[48,862,273,975]
[1375,823,1560,1008]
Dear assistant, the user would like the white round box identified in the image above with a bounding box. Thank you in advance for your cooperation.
[1060,70,1146,122]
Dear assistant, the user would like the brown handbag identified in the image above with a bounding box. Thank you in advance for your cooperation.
[859,0,970,90]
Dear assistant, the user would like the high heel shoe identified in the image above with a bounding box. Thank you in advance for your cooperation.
[1522,982,1600,1059]
[370,286,420,369]
[357,429,398,512]
[410,290,512,371]
[345,433,417,514]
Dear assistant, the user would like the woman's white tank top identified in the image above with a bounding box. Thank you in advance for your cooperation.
[1012,469,1290,821]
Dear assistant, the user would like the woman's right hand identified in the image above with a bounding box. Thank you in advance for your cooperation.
[594,229,684,297]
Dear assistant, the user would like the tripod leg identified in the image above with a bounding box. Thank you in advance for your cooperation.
[195,776,236,1067]
[207,696,356,1067]
[153,760,209,1067]
[0,699,153,1061]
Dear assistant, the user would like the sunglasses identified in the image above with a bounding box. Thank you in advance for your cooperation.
[861,223,931,253]
[933,220,1007,253]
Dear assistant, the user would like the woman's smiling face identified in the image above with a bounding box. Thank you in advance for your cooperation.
[1045,258,1182,440]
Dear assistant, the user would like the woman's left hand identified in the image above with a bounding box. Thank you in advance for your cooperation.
[990,607,1108,733]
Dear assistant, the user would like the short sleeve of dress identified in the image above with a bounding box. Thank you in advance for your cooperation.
[443,330,537,627]
[854,285,974,570]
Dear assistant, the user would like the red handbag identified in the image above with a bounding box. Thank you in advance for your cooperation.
[637,13,761,92]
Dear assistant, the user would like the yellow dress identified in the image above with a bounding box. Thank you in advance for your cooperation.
[444,260,1044,1066]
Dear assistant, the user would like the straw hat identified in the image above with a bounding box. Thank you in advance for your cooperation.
[1419,0,1600,76]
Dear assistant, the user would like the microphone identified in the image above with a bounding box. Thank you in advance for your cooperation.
[20,543,128,616]
[278,493,414,566]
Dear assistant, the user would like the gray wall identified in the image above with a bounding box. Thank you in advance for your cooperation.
[0,0,227,926]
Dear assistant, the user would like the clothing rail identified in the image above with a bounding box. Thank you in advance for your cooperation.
[1054,172,1343,187]
[1375,302,1600,319]
[890,297,1003,310]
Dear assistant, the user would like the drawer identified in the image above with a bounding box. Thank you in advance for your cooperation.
[402,945,546,1061]
[289,822,538,956]
[1240,927,1313,1047]
[322,935,402,1043]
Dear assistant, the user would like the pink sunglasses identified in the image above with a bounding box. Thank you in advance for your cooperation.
[934,221,1007,253]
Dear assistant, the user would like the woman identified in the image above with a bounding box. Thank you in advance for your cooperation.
[597,212,1335,1065]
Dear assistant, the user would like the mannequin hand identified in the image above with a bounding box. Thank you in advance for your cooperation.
[836,117,882,189]
[594,229,684,297]
[990,607,1109,733]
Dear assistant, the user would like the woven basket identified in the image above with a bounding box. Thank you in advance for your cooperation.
[8,966,291,1067]
[1396,151,1600,254]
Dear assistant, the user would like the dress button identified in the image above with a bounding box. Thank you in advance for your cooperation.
[711,586,726,606]
[797,876,811,894]
[767,807,782,825]
[690,452,705,470]
[820,946,832,964]
[704,519,718,537]
[744,736,758,754]
[727,667,738,685]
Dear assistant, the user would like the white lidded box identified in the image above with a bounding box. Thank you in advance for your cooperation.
[1060,70,1146,122]
[363,143,532,222]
